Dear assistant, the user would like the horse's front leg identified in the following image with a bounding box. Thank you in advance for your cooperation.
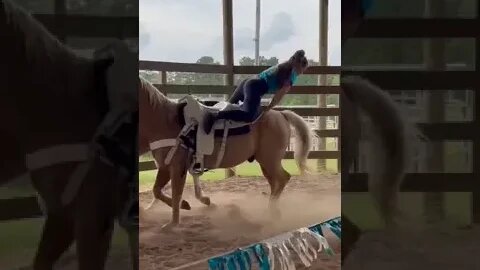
[30,165,77,270]
[162,150,189,230]
[75,161,116,270]
[192,174,211,206]
[33,209,75,270]
[118,224,138,270]
[145,167,191,210]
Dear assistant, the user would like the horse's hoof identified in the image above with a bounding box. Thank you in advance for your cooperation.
[200,197,211,206]
[181,200,191,210]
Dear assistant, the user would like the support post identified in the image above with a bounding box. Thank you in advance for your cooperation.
[317,0,329,171]
[54,0,66,42]
[222,0,236,178]
[254,0,261,65]
[472,0,480,224]
[423,0,446,224]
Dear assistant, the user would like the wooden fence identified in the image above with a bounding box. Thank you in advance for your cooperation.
[342,15,480,221]
[342,2,480,260]
[138,61,341,172]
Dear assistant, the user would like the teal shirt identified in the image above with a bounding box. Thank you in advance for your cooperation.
[258,65,298,94]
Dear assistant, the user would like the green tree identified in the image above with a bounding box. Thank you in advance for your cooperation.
[139,70,161,84]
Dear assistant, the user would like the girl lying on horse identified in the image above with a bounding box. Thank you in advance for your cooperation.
[203,49,309,134]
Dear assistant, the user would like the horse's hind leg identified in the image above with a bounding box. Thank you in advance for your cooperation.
[33,210,74,270]
[260,163,291,200]
[259,165,276,196]
[193,174,211,206]
[145,167,191,210]
[259,158,291,218]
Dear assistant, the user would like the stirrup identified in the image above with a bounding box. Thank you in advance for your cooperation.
[192,163,208,173]
[189,159,207,175]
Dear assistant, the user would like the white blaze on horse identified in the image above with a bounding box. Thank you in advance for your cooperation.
[0,0,138,269]
[139,77,317,228]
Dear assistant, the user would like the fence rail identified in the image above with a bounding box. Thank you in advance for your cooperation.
[152,84,341,95]
[34,14,138,38]
[139,60,342,172]
[342,14,480,260]
[139,61,341,74]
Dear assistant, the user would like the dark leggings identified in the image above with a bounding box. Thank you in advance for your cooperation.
[215,77,268,122]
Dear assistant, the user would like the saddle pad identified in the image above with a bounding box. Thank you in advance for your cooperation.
[182,96,258,156]
[182,96,215,155]
[213,125,250,137]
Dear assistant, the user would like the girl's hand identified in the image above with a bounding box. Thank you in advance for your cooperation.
[266,87,288,111]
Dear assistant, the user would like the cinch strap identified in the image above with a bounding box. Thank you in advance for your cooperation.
[26,144,89,171]
[214,121,230,168]
[149,139,177,150]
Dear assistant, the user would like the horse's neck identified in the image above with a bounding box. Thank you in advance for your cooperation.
[0,1,106,153]
[2,0,85,80]
[160,100,180,126]
[154,100,183,139]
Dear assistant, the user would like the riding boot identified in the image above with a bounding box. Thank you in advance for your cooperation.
[203,111,218,134]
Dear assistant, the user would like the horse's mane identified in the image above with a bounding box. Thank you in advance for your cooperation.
[140,76,176,109]
[1,0,83,71]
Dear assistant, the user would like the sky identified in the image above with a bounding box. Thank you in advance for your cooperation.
[139,0,341,65]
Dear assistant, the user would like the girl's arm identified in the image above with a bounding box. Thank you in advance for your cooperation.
[265,85,291,111]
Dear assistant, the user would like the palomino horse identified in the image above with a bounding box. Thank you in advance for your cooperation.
[139,77,315,228]
[0,1,138,269]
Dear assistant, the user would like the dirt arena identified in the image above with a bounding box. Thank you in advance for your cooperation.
[139,174,341,270]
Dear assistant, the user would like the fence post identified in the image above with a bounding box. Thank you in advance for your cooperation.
[161,71,167,85]
[473,1,480,224]
[423,0,446,224]
[317,0,329,171]
[54,0,66,42]
[222,0,236,178]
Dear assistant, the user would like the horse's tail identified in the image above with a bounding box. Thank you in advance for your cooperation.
[341,76,424,226]
[280,110,316,175]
